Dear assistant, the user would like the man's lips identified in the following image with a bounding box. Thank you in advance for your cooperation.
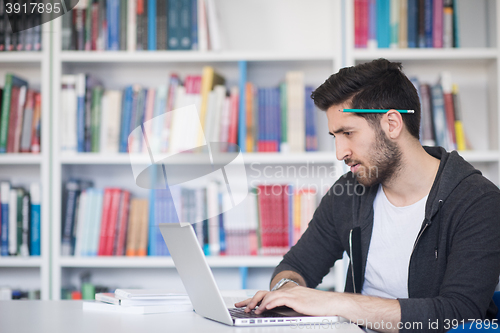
[350,164,361,173]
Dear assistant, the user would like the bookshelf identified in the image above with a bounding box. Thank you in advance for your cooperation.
[0,22,50,299]
[346,0,500,185]
[50,0,344,300]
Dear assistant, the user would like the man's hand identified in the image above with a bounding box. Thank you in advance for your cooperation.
[235,284,338,316]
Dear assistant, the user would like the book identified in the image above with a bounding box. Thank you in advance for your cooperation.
[376,0,390,48]
[113,190,130,256]
[398,0,408,48]
[433,0,443,48]
[19,89,35,153]
[0,74,28,153]
[61,75,78,152]
[95,292,191,306]
[114,289,188,299]
[0,182,9,256]
[61,180,80,256]
[407,0,418,48]
[8,188,18,255]
[156,0,167,50]
[389,0,399,48]
[82,300,193,314]
[29,183,40,256]
[354,0,369,48]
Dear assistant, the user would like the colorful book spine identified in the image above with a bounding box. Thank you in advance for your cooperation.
[238,61,247,152]
[407,0,419,48]
[147,0,156,50]
[29,183,40,256]
[1,182,10,255]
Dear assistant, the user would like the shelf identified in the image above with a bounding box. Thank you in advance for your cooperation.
[0,257,43,267]
[0,154,43,164]
[59,50,335,63]
[353,48,499,61]
[59,152,340,165]
[58,256,283,268]
[0,52,43,63]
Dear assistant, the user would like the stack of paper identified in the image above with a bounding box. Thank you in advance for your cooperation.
[82,289,192,314]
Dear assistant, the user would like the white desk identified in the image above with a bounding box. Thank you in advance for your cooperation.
[0,300,364,333]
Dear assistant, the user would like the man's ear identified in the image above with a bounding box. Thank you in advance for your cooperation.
[382,110,404,139]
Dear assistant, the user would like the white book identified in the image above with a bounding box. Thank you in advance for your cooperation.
[127,0,136,51]
[61,75,78,152]
[148,85,167,155]
[114,289,188,300]
[206,181,220,256]
[205,0,222,51]
[197,0,208,51]
[101,90,122,153]
[96,293,191,306]
[211,85,226,145]
[8,189,17,255]
[82,301,192,314]
[99,92,109,153]
[219,96,231,144]
[286,72,305,152]
[73,190,87,256]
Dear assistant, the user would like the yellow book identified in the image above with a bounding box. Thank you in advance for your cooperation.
[136,199,150,257]
[452,84,467,151]
[126,199,140,256]
[245,83,254,152]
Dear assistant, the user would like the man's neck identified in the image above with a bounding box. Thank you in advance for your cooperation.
[381,144,440,207]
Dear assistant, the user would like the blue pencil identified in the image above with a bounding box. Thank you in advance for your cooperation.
[343,109,415,113]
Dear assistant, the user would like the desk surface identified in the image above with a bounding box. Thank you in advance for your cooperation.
[0,300,364,333]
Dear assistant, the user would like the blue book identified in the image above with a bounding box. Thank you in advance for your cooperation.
[1,182,10,256]
[305,86,318,152]
[30,183,41,256]
[61,180,80,256]
[76,74,86,152]
[423,0,433,47]
[179,0,192,50]
[218,193,226,254]
[147,189,156,256]
[407,0,419,47]
[107,0,120,50]
[257,88,264,151]
[237,61,247,152]
[148,0,156,50]
[119,86,133,153]
[376,0,391,48]
[90,189,104,256]
[167,0,180,49]
[274,88,281,152]
[191,0,198,50]
[368,0,377,47]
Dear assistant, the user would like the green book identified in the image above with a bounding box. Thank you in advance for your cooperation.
[0,74,28,153]
[91,86,103,152]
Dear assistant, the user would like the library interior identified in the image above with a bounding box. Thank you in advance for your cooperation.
[0,0,500,332]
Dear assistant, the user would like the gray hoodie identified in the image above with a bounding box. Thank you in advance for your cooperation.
[272,146,500,332]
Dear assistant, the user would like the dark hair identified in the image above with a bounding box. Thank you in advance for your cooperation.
[311,59,421,139]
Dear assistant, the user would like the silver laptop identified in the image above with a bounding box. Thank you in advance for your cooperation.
[158,222,342,326]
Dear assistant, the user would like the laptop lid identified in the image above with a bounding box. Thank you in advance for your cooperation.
[158,223,233,325]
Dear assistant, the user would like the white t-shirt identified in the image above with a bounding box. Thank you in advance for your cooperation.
[361,185,427,299]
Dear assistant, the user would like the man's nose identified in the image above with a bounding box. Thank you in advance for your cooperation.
[335,139,351,162]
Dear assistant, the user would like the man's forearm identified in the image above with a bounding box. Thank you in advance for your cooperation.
[269,270,307,290]
[336,293,401,333]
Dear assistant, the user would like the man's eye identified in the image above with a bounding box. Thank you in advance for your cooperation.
[344,132,351,136]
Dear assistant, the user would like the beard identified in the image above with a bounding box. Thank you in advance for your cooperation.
[346,128,402,187]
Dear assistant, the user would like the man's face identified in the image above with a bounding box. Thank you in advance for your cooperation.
[326,106,402,187]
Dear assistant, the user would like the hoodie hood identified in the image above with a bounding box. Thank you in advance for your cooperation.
[423,146,481,220]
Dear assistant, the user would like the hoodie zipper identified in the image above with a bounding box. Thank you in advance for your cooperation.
[411,221,430,256]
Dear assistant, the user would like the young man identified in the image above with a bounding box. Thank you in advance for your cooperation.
[236,59,500,332]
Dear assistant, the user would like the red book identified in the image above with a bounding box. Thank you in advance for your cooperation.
[6,87,20,153]
[104,189,122,255]
[443,91,456,147]
[114,190,130,256]
[30,93,41,153]
[91,1,99,50]
[97,188,113,255]
[354,0,369,48]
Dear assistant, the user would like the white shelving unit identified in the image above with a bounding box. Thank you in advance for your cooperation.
[0,24,51,300]
[50,0,344,300]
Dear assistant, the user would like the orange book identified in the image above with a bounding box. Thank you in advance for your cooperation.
[114,191,130,256]
[30,93,41,153]
[126,199,140,256]
[136,199,149,256]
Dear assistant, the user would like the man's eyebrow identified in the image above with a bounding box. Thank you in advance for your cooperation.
[329,127,354,135]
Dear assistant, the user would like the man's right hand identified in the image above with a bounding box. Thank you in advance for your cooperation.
[234,281,299,312]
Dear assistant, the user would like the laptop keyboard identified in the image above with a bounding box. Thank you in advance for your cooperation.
[229,308,287,318]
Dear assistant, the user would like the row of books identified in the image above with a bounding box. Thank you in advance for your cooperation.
[0,74,42,154]
[413,71,468,151]
[0,182,41,256]
[63,0,221,51]
[0,0,43,52]
[0,287,41,300]
[60,68,317,154]
[354,0,489,49]
[61,180,318,257]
